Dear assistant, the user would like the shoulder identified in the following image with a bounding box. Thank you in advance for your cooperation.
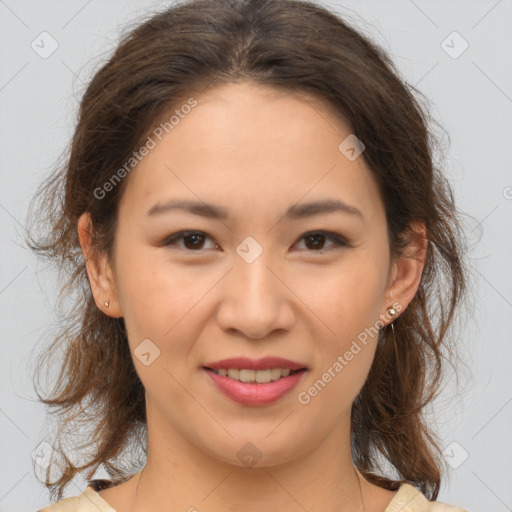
[37,482,117,512]
[37,480,468,512]
[386,483,468,512]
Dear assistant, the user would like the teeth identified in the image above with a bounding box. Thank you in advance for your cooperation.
[227,369,239,380]
[214,368,296,383]
[271,368,282,381]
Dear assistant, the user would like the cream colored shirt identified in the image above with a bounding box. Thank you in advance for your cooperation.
[38,481,468,511]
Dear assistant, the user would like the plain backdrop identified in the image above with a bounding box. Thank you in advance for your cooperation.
[1,1,511,511]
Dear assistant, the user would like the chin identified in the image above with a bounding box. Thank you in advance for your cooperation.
[199,432,310,470]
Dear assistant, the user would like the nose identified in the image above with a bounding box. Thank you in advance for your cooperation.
[215,249,296,340]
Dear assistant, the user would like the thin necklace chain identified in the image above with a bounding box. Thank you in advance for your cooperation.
[129,466,143,512]
[129,465,365,512]
[355,466,366,512]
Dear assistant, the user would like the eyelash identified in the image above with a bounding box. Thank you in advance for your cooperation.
[160,230,350,253]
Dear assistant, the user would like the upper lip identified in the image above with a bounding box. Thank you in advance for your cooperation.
[203,357,307,371]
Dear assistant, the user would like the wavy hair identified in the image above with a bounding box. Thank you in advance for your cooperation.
[27,0,471,501]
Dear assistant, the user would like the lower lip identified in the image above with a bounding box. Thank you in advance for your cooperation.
[204,368,307,406]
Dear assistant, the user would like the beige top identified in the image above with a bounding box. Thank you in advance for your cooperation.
[38,481,468,511]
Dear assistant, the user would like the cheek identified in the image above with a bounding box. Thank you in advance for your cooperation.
[303,254,386,391]
[114,242,210,337]
[311,256,386,335]
[113,245,210,397]
[298,276,381,415]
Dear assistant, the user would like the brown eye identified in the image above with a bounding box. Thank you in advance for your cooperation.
[295,231,349,252]
[183,233,206,249]
[160,230,348,253]
[162,231,219,251]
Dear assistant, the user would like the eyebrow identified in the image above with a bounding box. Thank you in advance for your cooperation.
[146,198,363,220]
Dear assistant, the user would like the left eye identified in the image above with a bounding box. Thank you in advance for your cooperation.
[161,230,348,252]
[294,231,348,251]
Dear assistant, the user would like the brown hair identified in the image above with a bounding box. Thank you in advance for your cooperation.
[27,0,471,502]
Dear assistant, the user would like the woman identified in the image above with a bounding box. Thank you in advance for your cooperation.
[29,0,470,510]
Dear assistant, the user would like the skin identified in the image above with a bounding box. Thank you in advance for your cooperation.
[78,81,427,512]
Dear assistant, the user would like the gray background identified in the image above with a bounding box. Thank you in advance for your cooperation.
[1,1,511,511]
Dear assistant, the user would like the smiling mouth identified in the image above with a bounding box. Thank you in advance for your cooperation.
[203,367,306,384]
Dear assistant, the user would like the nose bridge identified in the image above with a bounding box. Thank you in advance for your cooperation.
[216,242,294,338]
[237,239,282,306]
[236,250,276,301]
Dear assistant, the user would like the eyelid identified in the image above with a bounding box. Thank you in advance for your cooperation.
[160,230,220,250]
[159,230,350,252]
[294,230,350,251]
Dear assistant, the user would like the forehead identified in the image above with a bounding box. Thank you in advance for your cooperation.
[119,82,385,229]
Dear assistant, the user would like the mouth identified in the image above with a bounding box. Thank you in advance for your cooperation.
[203,367,305,383]
[202,357,308,406]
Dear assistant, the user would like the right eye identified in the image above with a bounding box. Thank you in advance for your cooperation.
[160,230,220,251]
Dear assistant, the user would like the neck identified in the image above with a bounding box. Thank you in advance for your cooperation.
[130,410,364,512]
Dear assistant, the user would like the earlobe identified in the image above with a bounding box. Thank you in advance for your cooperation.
[77,213,122,317]
[382,221,427,323]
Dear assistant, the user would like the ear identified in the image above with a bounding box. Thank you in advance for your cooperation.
[381,221,427,324]
[78,212,122,318]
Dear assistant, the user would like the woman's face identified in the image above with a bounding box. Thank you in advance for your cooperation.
[106,81,400,467]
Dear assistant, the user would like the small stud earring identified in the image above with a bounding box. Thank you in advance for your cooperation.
[386,305,398,334]
[387,306,398,318]
[104,300,110,308]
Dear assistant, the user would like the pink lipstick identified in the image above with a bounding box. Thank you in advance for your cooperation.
[203,356,307,406]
